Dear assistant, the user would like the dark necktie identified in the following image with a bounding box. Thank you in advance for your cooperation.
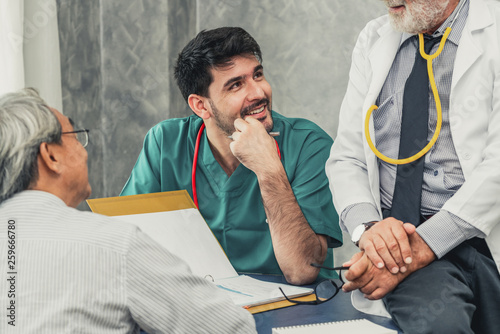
[389,35,443,226]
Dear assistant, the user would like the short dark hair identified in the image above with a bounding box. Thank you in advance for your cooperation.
[174,27,262,102]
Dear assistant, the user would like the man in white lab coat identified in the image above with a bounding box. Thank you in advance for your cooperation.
[327,0,500,332]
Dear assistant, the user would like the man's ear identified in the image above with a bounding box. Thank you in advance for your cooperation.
[38,142,63,174]
[188,94,211,120]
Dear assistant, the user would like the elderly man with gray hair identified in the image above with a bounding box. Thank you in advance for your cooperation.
[0,88,256,333]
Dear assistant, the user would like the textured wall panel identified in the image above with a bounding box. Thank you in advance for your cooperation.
[58,0,195,201]
[99,0,196,197]
[57,0,103,210]
[100,0,172,197]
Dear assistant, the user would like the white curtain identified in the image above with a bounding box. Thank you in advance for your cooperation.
[0,0,62,111]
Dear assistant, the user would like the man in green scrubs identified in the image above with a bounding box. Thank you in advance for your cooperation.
[121,27,342,285]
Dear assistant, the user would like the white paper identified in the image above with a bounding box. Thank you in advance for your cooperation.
[215,275,313,307]
[113,208,313,308]
[272,319,396,334]
[114,208,237,280]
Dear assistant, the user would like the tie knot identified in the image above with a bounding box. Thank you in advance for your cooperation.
[423,34,443,54]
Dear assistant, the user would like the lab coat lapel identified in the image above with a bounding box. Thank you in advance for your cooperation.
[449,0,492,177]
[364,23,401,212]
[451,0,491,92]
[366,24,401,107]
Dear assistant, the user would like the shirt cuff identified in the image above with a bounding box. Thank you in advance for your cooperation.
[417,210,486,258]
[341,203,381,236]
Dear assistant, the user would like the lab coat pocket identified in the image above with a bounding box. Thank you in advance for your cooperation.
[372,95,401,159]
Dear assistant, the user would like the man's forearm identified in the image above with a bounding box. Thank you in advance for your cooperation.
[257,165,327,285]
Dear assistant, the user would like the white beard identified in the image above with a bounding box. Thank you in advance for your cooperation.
[384,0,451,34]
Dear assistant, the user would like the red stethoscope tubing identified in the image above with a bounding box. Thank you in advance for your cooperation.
[191,123,281,209]
[192,123,205,209]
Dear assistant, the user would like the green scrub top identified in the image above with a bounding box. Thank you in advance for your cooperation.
[121,111,342,280]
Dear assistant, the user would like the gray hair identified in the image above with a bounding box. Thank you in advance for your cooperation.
[0,88,62,203]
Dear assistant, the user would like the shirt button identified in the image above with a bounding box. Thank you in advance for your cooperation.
[434,170,438,176]
[463,152,471,160]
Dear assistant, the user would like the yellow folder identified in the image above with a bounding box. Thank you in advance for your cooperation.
[86,190,196,216]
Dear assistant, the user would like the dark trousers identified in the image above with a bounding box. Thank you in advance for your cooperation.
[383,240,500,334]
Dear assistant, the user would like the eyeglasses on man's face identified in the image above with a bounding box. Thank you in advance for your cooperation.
[62,129,89,148]
[279,264,348,305]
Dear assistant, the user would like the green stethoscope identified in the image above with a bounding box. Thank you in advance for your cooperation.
[364,0,466,165]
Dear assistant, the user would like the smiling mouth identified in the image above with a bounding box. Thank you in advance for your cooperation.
[246,105,265,116]
[241,99,270,118]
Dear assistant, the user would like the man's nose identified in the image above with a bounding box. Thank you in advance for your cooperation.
[246,80,265,101]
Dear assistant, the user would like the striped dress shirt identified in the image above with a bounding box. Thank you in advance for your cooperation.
[0,190,256,333]
[343,0,485,257]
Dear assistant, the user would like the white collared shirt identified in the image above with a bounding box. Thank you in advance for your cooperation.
[0,190,255,333]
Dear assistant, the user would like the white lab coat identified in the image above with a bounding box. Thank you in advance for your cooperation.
[327,0,500,317]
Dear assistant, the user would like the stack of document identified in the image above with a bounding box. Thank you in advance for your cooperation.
[87,191,313,308]
[272,319,397,333]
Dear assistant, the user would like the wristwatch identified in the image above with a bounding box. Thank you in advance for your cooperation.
[351,222,375,247]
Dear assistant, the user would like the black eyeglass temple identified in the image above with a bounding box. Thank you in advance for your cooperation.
[62,129,89,134]
[279,287,292,302]
[279,287,319,305]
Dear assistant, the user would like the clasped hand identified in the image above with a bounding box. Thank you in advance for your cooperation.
[358,217,416,274]
[343,222,435,300]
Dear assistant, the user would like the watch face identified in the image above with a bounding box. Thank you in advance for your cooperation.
[351,224,366,243]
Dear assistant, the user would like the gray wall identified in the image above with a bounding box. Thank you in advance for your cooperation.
[57,1,386,263]
[58,0,196,205]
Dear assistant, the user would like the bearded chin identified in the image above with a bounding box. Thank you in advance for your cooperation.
[389,0,450,34]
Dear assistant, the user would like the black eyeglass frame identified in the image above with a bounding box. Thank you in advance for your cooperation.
[62,129,89,148]
[279,264,348,306]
